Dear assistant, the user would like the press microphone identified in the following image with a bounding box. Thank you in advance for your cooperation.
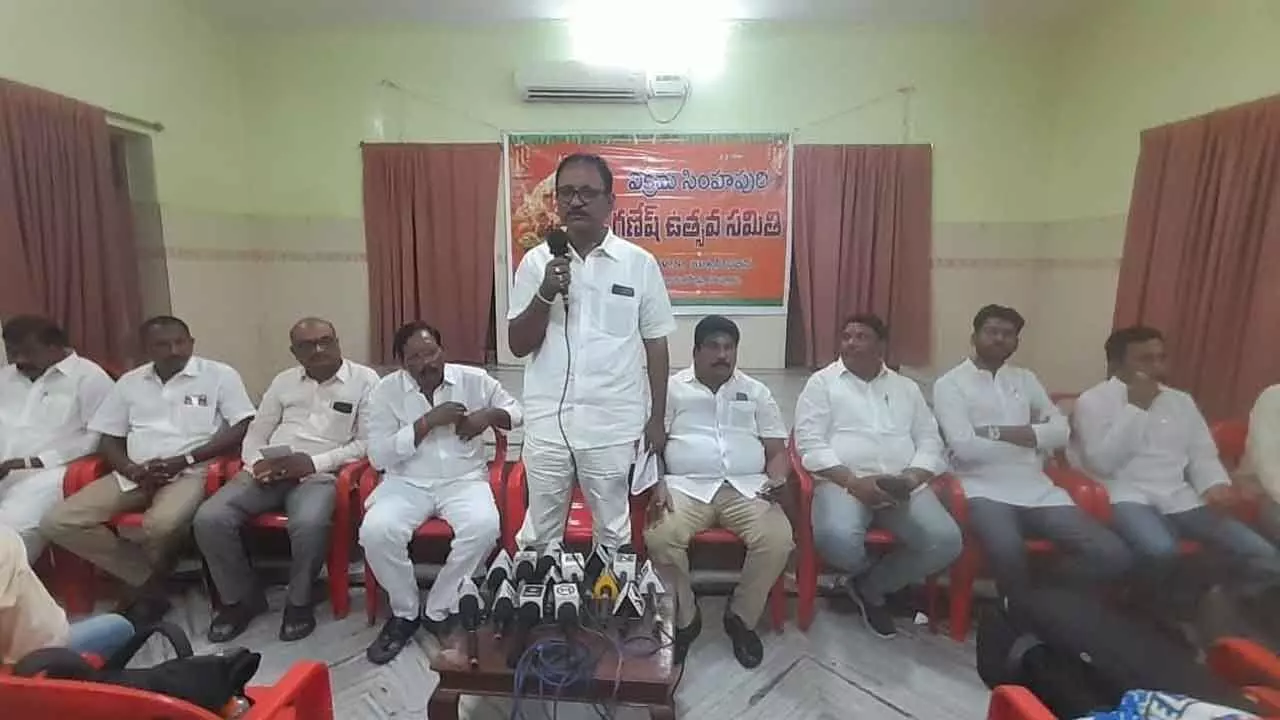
[585,546,609,586]
[612,581,645,622]
[513,548,538,585]
[508,583,546,669]
[490,580,517,639]
[612,543,638,586]
[547,228,571,307]
[457,578,482,669]
[561,552,587,587]
[534,542,560,582]
[553,582,582,632]
[637,560,665,636]
[485,549,513,595]
[592,567,620,621]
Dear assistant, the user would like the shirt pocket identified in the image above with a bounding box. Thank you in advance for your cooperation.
[728,400,758,433]
[596,294,639,339]
[36,392,75,426]
[316,402,357,442]
[174,403,217,435]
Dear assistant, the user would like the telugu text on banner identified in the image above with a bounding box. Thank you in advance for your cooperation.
[505,132,792,313]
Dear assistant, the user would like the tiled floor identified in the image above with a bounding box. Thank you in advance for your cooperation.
[128,582,990,719]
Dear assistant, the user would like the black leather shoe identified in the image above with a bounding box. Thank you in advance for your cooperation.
[366,616,420,665]
[671,608,702,665]
[208,595,268,643]
[723,611,763,669]
[421,613,456,641]
[279,603,317,642]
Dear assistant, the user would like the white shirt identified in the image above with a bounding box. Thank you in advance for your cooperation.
[89,356,256,463]
[508,231,676,450]
[932,359,1071,507]
[241,360,380,474]
[662,367,788,504]
[794,361,947,478]
[1072,377,1228,514]
[366,365,522,488]
[0,353,113,469]
[1245,385,1280,503]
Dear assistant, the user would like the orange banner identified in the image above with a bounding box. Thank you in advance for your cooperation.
[506,133,791,312]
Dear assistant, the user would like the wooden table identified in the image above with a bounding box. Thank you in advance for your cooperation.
[428,625,679,719]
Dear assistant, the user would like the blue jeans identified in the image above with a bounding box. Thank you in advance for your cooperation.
[967,499,1132,595]
[1111,503,1280,608]
[811,481,963,603]
[65,614,135,660]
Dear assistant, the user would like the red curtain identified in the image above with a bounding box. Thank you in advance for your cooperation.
[788,144,933,368]
[0,79,141,368]
[1114,95,1280,420]
[363,143,501,365]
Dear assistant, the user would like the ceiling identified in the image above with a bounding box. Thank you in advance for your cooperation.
[205,0,1102,30]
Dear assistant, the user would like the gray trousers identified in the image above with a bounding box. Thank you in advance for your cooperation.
[192,470,336,607]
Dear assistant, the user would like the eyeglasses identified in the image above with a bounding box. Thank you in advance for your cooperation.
[555,185,606,204]
[292,338,336,354]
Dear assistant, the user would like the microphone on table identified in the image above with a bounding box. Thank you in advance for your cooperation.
[592,567,620,624]
[612,581,646,631]
[637,560,666,637]
[490,580,517,639]
[513,548,538,585]
[508,583,546,668]
[485,549,513,596]
[457,577,482,669]
[612,543,638,587]
[584,545,609,586]
[553,582,582,634]
[547,229,572,308]
[535,541,561,582]
[561,552,586,586]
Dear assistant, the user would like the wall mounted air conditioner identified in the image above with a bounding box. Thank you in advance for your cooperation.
[515,62,688,104]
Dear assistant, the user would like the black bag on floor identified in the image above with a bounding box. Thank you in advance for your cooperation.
[975,587,1251,718]
[13,621,261,714]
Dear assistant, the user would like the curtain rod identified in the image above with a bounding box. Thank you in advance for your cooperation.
[105,109,164,133]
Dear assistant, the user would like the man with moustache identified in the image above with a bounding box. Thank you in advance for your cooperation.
[932,305,1130,595]
[507,153,676,554]
[1074,326,1280,610]
[194,318,379,642]
[643,316,793,668]
[0,316,113,561]
[359,322,520,665]
[42,316,255,626]
[794,314,962,638]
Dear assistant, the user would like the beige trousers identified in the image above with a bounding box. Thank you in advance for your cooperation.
[643,484,793,629]
[40,467,208,588]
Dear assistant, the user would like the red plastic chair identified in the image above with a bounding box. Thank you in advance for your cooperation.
[57,456,232,615]
[941,465,1107,641]
[1212,420,1249,470]
[503,460,787,632]
[213,458,368,619]
[785,438,943,633]
[0,659,334,719]
[987,685,1057,720]
[359,434,508,625]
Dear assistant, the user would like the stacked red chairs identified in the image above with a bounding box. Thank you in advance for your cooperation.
[213,457,369,619]
[0,659,334,719]
[358,433,508,625]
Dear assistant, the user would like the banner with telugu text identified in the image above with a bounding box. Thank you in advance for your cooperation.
[505,132,791,313]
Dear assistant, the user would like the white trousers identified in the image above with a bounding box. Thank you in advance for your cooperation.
[0,467,66,563]
[516,435,636,551]
[358,476,500,622]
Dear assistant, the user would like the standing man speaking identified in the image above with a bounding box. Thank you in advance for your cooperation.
[508,153,676,552]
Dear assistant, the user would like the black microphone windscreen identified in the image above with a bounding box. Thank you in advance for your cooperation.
[547,229,570,257]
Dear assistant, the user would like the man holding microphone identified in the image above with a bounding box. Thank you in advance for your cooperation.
[508,153,676,554]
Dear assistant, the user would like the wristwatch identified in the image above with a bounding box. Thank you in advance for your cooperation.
[184,454,197,467]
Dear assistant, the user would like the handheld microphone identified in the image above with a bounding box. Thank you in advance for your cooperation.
[612,543,638,586]
[490,580,517,639]
[508,583,546,669]
[534,542,560,582]
[561,552,587,586]
[513,548,538,585]
[547,229,571,307]
[485,549,513,595]
[553,582,582,632]
[457,578,482,669]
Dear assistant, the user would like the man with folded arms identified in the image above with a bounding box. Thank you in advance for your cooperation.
[644,316,793,668]
[0,316,114,561]
[1074,326,1280,611]
[359,322,521,665]
[932,305,1130,596]
[194,318,378,643]
[41,316,255,626]
[794,313,962,638]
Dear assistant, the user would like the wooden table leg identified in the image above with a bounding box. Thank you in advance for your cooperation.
[650,704,677,720]
[427,688,460,720]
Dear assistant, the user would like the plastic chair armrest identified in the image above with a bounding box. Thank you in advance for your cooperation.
[243,661,334,720]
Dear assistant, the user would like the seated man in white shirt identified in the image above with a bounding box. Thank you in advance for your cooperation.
[1239,385,1280,542]
[0,316,113,561]
[644,316,793,669]
[194,318,378,643]
[359,322,520,665]
[41,316,255,627]
[794,314,962,639]
[1074,325,1280,609]
[932,305,1130,596]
